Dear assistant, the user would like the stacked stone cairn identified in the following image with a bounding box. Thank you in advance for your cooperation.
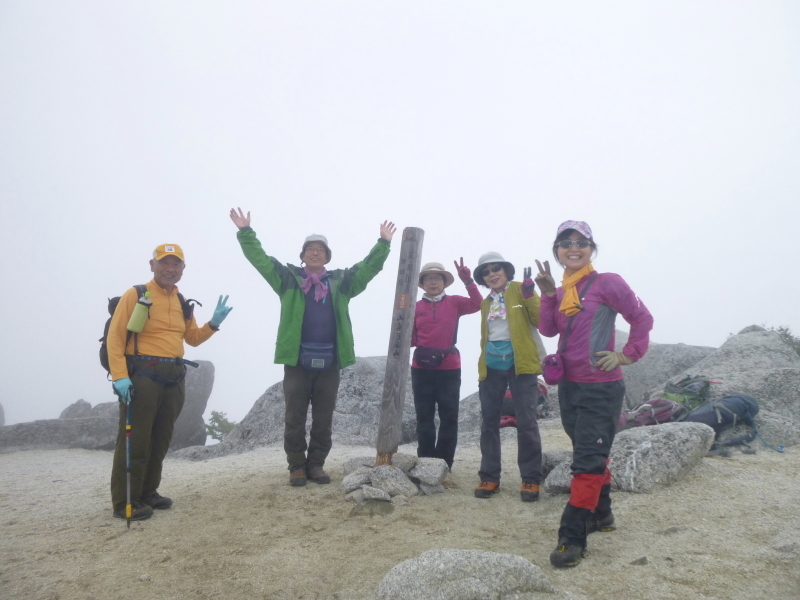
[341,454,449,503]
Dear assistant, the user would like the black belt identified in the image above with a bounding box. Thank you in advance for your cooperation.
[126,355,199,368]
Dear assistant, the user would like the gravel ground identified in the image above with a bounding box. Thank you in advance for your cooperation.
[1,421,798,600]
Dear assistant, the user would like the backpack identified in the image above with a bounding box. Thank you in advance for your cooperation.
[99,285,199,377]
[616,397,690,432]
[662,375,716,411]
[682,394,760,448]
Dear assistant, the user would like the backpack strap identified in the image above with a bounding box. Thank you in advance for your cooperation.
[557,272,599,354]
[178,293,202,320]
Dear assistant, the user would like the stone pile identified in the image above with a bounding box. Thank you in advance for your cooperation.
[340,454,449,504]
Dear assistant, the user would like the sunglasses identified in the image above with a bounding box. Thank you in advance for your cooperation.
[481,264,504,277]
[557,239,591,249]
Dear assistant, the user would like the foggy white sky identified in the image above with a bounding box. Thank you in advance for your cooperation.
[1,2,798,426]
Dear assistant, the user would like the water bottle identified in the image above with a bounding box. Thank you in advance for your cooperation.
[126,292,153,333]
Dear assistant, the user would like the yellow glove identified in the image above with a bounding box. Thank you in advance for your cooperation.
[594,351,633,371]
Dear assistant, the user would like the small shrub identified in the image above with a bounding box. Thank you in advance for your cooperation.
[206,410,237,442]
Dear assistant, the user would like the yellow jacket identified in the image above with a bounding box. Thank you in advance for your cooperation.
[106,279,215,380]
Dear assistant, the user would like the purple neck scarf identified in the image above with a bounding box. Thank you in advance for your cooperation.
[300,267,329,302]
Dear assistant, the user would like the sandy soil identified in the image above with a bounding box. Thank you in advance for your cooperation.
[1,421,799,600]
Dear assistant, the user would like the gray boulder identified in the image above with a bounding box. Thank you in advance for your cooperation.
[409,457,449,486]
[342,466,374,493]
[371,465,419,498]
[170,359,214,450]
[90,402,119,419]
[0,416,118,453]
[655,330,800,447]
[60,399,93,419]
[375,548,554,600]
[362,485,392,502]
[615,330,716,408]
[343,456,377,477]
[544,422,715,494]
[173,356,418,460]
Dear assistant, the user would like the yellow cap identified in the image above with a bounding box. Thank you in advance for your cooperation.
[152,244,185,261]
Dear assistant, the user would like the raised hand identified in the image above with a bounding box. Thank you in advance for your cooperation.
[210,295,233,327]
[453,257,472,284]
[594,351,633,371]
[521,266,535,298]
[380,221,397,242]
[229,208,251,229]
[535,259,557,296]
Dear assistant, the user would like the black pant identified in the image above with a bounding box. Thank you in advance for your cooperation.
[411,367,461,468]
[478,368,542,484]
[558,380,625,475]
[283,364,341,472]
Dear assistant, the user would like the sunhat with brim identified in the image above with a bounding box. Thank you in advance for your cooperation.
[474,251,515,287]
[300,234,331,264]
[418,262,455,289]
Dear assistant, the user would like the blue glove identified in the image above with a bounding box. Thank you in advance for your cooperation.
[113,378,133,403]
[210,295,233,327]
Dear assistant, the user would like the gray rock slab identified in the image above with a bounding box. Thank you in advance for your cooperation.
[345,488,366,504]
[60,399,93,419]
[653,331,800,447]
[343,456,376,477]
[170,359,214,451]
[544,422,715,494]
[0,416,118,453]
[341,466,374,493]
[371,465,419,498]
[392,452,418,474]
[542,450,572,479]
[173,356,418,460]
[362,485,392,502]
[419,482,446,495]
[610,422,715,493]
[375,548,554,600]
[409,457,449,485]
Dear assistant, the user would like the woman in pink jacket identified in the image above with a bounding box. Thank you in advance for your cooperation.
[536,220,653,569]
[411,260,483,469]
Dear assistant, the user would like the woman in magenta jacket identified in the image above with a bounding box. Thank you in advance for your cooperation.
[536,220,653,569]
[411,260,483,469]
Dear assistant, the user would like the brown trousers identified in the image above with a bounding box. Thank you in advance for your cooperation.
[110,361,185,511]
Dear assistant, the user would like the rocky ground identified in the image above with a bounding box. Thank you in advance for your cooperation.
[2,421,798,600]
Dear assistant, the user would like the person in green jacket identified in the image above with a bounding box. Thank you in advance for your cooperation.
[230,208,396,486]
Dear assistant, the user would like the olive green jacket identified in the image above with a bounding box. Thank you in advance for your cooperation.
[478,281,542,380]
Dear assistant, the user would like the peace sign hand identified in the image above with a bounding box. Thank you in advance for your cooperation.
[535,260,557,296]
[521,266,535,298]
[453,257,472,283]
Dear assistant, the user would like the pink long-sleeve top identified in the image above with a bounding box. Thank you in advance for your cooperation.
[411,283,483,370]
[538,271,653,383]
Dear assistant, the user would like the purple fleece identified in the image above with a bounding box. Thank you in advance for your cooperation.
[538,272,653,383]
[411,283,483,369]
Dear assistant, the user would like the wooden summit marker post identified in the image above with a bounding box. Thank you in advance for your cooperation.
[375,226,424,466]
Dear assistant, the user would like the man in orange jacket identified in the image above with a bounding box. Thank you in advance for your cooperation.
[107,243,232,521]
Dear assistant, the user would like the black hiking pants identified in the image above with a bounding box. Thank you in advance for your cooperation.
[411,367,461,469]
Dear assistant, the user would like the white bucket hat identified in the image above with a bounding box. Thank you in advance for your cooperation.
[474,251,515,287]
[418,262,455,289]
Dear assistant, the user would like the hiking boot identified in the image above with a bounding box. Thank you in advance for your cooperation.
[520,482,540,502]
[141,491,173,510]
[587,511,616,533]
[474,481,500,498]
[289,468,307,487]
[307,465,331,484]
[550,538,587,568]
[113,499,153,521]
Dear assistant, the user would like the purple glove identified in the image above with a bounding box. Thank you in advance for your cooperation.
[521,266,535,299]
[453,257,473,284]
